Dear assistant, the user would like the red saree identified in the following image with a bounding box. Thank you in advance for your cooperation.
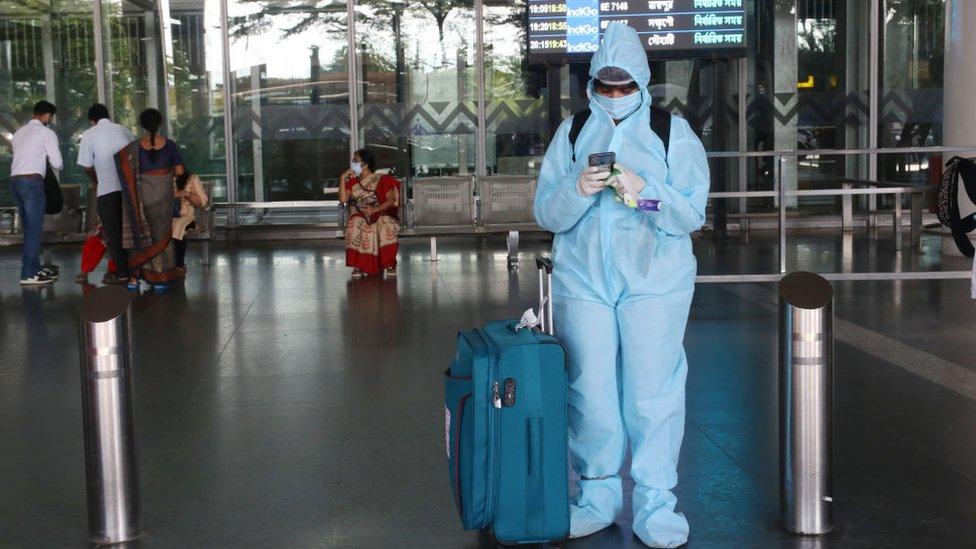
[345,174,400,275]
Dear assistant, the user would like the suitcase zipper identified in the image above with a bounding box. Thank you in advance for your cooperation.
[453,392,472,520]
[475,329,502,527]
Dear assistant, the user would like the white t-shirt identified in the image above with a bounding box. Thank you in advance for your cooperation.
[11,119,63,177]
[77,118,135,197]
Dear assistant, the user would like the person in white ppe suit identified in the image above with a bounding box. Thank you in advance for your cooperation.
[532,24,710,548]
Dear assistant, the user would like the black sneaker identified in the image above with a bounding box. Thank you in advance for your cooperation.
[40,265,59,280]
[20,272,55,285]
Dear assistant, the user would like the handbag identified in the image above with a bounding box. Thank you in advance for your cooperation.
[937,156,976,257]
[354,193,381,224]
[44,162,63,215]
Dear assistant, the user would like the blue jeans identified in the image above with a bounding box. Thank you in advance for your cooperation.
[11,175,46,279]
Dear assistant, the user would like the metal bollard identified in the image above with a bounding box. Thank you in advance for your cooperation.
[779,271,834,535]
[78,286,141,544]
[430,236,439,262]
[507,230,520,271]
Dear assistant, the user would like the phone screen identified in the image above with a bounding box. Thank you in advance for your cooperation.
[588,152,615,169]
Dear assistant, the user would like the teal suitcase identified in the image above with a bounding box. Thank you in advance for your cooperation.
[445,258,570,545]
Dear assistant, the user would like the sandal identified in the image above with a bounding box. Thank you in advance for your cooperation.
[73,272,89,284]
[103,274,127,286]
[385,268,397,278]
[351,269,365,279]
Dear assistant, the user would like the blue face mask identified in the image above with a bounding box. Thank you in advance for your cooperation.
[592,90,642,120]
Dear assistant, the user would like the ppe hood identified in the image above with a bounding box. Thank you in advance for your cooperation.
[589,23,651,89]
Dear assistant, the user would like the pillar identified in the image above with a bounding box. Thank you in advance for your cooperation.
[844,0,870,181]
[250,65,265,202]
[773,1,798,208]
[944,0,976,219]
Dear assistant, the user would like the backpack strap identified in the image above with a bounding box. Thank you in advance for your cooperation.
[568,109,591,163]
[650,105,672,166]
[568,105,673,165]
[937,157,961,227]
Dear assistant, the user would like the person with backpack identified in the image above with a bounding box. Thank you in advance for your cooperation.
[533,23,710,548]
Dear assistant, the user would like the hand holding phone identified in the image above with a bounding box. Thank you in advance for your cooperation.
[588,152,615,173]
[578,152,614,196]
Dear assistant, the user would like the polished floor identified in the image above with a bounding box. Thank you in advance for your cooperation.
[1,232,975,548]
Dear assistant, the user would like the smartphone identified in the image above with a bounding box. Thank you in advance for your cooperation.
[588,152,615,171]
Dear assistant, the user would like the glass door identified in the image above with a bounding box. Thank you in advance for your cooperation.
[101,0,227,202]
[0,0,98,205]
[226,0,350,224]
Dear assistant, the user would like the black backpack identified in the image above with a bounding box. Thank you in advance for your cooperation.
[568,104,673,166]
[937,156,976,257]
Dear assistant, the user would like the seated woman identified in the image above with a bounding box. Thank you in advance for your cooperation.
[116,108,186,292]
[338,148,401,278]
[172,171,209,277]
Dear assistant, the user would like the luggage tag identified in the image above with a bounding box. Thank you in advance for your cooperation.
[513,308,541,332]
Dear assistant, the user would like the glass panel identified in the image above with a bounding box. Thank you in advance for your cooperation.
[102,1,154,131]
[227,0,349,215]
[879,0,944,184]
[653,58,740,153]
[484,0,548,177]
[168,1,227,202]
[747,0,871,213]
[0,0,98,207]
[101,1,226,202]
[355,1,476,182]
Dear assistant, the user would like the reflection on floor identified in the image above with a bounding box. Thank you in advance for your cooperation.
[0,232,974,548]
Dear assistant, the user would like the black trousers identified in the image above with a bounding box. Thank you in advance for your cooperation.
[174,221,194,268]
[97,191,129,278]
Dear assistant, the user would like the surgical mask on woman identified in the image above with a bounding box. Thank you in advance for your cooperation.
[592,90,642,120]
[351,161,363,176]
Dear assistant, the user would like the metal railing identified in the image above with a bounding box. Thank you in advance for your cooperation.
[698,151,974,282]
[3,146,964,281]
[703,144,975,159]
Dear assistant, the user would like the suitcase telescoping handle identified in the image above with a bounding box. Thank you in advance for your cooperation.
[536,256,554,335]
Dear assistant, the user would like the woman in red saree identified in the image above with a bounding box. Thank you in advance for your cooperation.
[339,149,401,278]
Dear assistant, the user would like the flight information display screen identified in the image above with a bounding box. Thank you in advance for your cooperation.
[527,0,747,60]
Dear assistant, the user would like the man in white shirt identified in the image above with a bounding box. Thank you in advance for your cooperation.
[10,100,62,285]
[76,104,135,284]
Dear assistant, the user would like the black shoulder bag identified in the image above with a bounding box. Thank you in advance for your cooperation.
[44,161,63,215]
